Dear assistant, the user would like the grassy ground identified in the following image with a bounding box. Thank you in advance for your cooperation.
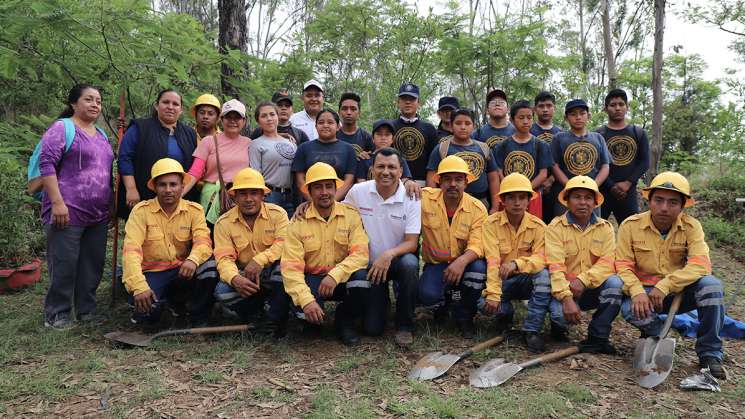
[1,246,744,418]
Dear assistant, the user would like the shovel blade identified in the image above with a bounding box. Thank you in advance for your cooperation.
[469,359,522,388]
[636,337,677,388]
[104,331,153,347]
[408,352,461,381]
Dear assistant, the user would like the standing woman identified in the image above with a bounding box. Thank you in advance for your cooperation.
[182,99,251,227]
[249,101,297,217]
[117,89,198,219]
[40,84,114,329]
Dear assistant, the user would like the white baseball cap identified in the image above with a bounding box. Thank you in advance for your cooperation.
[303,79,324,92]
[221,99,246,118]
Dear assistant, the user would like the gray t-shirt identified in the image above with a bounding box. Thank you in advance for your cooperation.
[248,135,297,189]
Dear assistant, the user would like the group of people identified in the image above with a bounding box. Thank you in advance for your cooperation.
[32,80,726,380]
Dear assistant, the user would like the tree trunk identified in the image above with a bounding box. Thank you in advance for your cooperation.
[649,0,665,180]
[218,0,247,99]
[602,0,617,90]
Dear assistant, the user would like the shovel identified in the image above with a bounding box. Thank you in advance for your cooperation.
[104,324,252,347]
[469,346,579,388]
[408,335,505,381]
[633,292,684,388]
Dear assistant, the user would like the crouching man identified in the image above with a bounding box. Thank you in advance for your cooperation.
[482,173,551,352]
[280,163,371,345]
[418,156,487,339]
[122,158,216,329]
[616,172,726,378]
[213,168,289,337]
[547,176,623,354]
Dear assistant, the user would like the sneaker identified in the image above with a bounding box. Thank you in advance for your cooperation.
[550,321,569,342]
[524,331,545,353]
[44,313,74,330]
[394,330,414,348]
[578,335,617,355]
[456,319,476,339]
[493,313,514,334]
[337,326,360,346]
[699,357,728,380]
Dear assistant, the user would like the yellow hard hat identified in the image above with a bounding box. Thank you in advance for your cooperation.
[302,162,343,193]
[434,155,476,184]
[229,168,271,195]
[499,173,537,200]
[147,158,193,191]
[190,94,221,117]
[642,171,695,208]
[558,175,604,206]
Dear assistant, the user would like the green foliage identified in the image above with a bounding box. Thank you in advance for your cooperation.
[0,155,43,264]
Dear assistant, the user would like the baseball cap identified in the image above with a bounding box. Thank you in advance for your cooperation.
[565,98,590,114]
[437,96,460,111]
[303,79,324,92]
[372,119,395,135]
[271,90,293,105]
[486,88,508,103]
[221,99,246,118]
[398,83,420,98]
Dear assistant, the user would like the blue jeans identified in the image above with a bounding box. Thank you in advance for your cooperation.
[497,269,552,333]
[273,270,370,329]
[265,190,294,218]
[419,260,486,322]
[365,253,419,335]
[621,275,724,360]
[213,263,284,323]
[129,259,219,324]
[550,275,623,339]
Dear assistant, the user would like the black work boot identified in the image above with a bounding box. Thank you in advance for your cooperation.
[524,331,546,353]
[456,319,477,339]
[493,313,514,334]
[550,321,569,342]
[700,357,728,380]
[578,335,617,355]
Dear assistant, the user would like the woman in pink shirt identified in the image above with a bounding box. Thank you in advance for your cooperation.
[183,99,251,226]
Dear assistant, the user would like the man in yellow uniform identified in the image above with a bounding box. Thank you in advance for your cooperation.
[546,176,623,354]
[122,158,215,328]
[616,172,726,378]
[280,162,370,345]
[482,173,551,352]
[212,168,289,337]
[418,155,487,338]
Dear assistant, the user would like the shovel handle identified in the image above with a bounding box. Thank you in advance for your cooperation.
[659,292,684,339]
[154,324,251,338]
[520,346,580,369]
[459,335,505,358]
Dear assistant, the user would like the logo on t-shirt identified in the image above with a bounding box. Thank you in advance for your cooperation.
[485,135,508,149]
[563,142,598,176]
[536,132,554,144]
[394,127,426,160]
[274,142,296,160]
[455,151,485,179]
[504,150,536,179]
[606,135,637,166]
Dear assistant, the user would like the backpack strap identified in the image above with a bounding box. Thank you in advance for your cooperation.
[632,124,643,142]
[438,139,450,160]
[475,140,491,161]
[60,118,76,152]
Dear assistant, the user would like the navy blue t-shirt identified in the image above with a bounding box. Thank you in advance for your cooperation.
[426,141,497,195]
[471,123,515,154]
[551,131,610,179]
[530,123,562,145]
[595,124,650,188]
[495,136,553,181]
[391,118,438,181]
[355,156,412,180]
[337,128,373,159]
[291,139,357,178]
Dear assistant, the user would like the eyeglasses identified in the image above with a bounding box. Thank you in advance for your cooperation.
[488,100,507,107]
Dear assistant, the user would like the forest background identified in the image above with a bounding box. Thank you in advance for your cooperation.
[0,0,744,266]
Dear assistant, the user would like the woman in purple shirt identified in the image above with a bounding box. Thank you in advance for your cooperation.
[40,84,114,329]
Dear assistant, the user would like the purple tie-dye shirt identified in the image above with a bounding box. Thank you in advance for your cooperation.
[39,120,114,226]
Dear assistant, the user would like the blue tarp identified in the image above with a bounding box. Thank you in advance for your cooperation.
[658,311,745,339]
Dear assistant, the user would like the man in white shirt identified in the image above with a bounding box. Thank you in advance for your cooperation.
[289,79,325,141]
[343,147,421,347]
